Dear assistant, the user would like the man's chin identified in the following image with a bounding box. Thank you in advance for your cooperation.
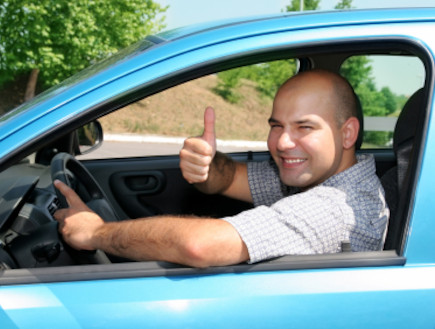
[279,174,312,189]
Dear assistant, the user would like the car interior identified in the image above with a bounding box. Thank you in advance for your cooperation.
[0,39,430,284]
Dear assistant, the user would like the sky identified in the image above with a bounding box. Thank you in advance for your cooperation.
[157,0,435,30]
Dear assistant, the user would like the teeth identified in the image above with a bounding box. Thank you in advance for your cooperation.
[283,158,305,164]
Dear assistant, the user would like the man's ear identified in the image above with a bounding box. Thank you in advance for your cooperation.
[342,117,360,149]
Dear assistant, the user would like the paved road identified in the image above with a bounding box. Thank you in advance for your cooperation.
[78,136,267,160]
[79,140,183,159]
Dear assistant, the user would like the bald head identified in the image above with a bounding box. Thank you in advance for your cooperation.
[277,69,359,129]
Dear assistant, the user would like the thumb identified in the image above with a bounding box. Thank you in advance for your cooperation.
[54,180,87,210]
[202,106,216,146]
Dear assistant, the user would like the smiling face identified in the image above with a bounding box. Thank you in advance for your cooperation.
[267,70,359,189]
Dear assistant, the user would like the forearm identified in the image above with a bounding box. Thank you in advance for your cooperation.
[92,217,179,263]
[195,152,252,203]
[194,151,236,194]
[92,215,249,267]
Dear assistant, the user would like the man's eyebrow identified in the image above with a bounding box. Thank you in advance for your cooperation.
[295,118,316,125]
[268,117,318,125]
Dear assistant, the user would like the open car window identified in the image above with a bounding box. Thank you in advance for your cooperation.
[340,55,425,149]
[79,54,426,161]
[78,59,298,159]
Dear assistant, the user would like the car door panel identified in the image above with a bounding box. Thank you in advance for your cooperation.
[83,153,254,220]
[110,169,168,217]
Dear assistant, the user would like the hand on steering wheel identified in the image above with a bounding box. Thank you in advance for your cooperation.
[51,152,117,264]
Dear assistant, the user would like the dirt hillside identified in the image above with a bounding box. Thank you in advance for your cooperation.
[99,75,273,141]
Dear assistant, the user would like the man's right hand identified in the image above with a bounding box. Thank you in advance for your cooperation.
[179,107,217,184]
[53,180,104,251]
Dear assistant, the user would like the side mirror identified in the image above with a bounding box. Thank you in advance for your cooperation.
[76,120,103,155]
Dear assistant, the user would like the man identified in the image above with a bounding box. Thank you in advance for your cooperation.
[54,69,388,267]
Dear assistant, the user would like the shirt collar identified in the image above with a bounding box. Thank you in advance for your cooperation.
[322,154,376,188]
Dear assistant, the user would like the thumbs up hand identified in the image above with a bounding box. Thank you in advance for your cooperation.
[180,107,217,184]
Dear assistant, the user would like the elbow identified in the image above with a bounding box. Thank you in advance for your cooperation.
[181,240,214,268]
[171,219,248,268]
[179,235,249,268]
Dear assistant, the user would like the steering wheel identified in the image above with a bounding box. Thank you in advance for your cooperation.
[51,152,118,264]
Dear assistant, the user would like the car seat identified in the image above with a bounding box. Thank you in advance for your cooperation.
[381,88,425,251]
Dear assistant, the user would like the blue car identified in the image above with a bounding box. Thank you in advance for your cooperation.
[1,8,435,328]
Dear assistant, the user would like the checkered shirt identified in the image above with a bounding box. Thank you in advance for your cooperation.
[223,154,389,263]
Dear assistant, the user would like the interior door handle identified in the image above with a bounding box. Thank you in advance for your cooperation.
[110,171,166,195]
[126,175,158,191]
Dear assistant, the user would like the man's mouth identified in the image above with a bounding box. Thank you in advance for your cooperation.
[282,158,306,164]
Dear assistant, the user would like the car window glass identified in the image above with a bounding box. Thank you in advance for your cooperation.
[79,59,297,159]
[340,55,425,149]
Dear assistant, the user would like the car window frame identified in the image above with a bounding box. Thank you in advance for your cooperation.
[0,251,405,286]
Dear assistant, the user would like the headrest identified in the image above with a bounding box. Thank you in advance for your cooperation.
[393,89,425,153]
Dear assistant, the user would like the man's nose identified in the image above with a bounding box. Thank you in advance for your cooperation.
[277,131,296,150]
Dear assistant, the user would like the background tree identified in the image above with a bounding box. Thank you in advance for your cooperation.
[0,0,166,112]
[380,86,397,115]
[213,68,243,104]
[254,61,297,99]
[339,56,372,90]
[334,0,354,10]
[285,0,320,11]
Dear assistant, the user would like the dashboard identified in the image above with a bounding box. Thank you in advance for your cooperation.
[0,162,75,269]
